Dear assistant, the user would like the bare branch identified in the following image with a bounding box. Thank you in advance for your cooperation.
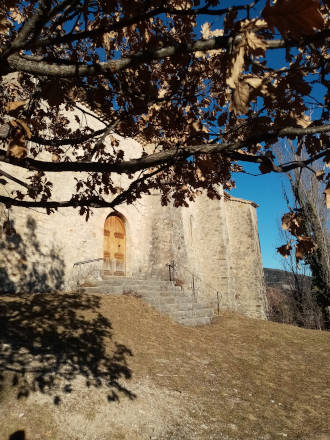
[0,164,168,209]
[228,149,329,173]
[31,126,109,146]
[0,194,115,209]
[278,151,330,173]
[4,30,329,78]
[109,163,170,208]
[25,1,260,51]
[2,0,52,57]
[1,124,329,174]
[0,168,30,188]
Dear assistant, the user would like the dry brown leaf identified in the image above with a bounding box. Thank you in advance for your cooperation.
[201,22,212,39]
[282,212,293,231]
[198,158,214,174]
[10,8,24,24]
[315,170,324,181]
[226,45,245,89]
[232,80,250,114]
[245,76,263,89]
[102,31,116,51]
[262,0,324,38]
[254,19,268,29]
[245,31,267,55]
[8,119,28,159]
[277,242,292,258]
[196,168,206,182]
[292,112,312,128]
[295,237,318,261]
[281,211,306,237]
[16,119,32,139]
[8,143,26,159]
[192,121,201,131]
[0,15,10,34]
[144,28,151,43]
[5,100,27,114]
[158,88,167,99]
[201,22,224,39]
[109,134,119,147]
[231,76,263,114]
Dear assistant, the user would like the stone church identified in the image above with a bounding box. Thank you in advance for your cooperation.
[0,102,267,321]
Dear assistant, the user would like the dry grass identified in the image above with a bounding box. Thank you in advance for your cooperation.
[1,292,330,440]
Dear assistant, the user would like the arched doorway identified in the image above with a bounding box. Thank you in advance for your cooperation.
[104,215,126,276]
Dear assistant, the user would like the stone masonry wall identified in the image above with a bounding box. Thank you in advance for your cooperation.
[225,197,267,318]
[0,101,267,318]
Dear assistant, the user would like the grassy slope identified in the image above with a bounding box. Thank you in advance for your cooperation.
[1,293,330,440]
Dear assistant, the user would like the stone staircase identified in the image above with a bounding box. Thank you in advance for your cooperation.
[79,276,216,326]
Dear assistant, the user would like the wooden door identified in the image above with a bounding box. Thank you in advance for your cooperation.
[104,216,126,276]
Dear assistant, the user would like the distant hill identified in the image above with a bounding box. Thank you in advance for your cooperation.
[263,267,311,292]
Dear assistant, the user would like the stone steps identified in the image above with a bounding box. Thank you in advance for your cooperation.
[80,276,216,326]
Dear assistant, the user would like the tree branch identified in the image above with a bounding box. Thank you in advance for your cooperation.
[108,163,170,207]
[228,149,329,173]
[278,151,330,173]
[0,122,111,146]
[2,0,52,57]
[4,30,329,78]
[0,124,329,174]
[31,126,109,146]
[0,194,115,209]
[0,168,30,188]
[24,0,260,50]
[0,164,168,209]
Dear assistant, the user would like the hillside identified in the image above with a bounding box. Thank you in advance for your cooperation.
[1,292,330,440]
[263,268,311,292]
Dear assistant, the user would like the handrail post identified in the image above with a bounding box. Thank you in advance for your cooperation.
[217,291,220,315]
[167,260,175,282]
[192,274,195,299]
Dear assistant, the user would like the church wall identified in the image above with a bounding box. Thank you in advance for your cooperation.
[0,98,267,317]
[0,172,268,319]
[0,198,155,291]
[180,193,231,304]
[0,203,66,293]
[224,198,267,318]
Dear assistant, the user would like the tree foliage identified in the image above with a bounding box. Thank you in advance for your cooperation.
[0,0,329,245]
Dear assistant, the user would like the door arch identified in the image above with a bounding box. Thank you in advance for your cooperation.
[104,215,126,276]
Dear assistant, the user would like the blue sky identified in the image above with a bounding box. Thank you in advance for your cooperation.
[230,165,289,270]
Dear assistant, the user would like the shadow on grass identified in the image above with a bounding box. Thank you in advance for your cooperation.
[9,431,25,440]
[0,292,135,404]
[0,214,135,404]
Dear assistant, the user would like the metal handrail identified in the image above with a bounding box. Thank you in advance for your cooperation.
[72,257,104,289]
[73,257,103,267]
[167,260,222,315]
